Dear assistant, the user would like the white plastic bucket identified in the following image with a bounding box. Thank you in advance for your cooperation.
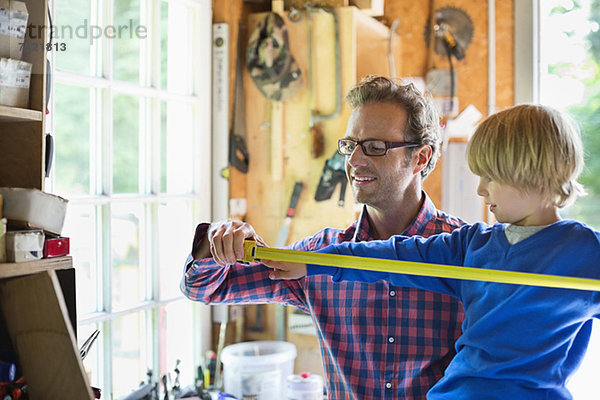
[221,341,297,400]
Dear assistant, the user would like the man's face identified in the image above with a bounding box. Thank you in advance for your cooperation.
[343,103,419,208]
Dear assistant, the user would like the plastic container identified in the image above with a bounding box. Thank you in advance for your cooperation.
[286,372,323,400]
[221,341,297,400]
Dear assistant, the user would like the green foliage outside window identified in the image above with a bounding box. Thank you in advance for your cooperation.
[549,1,600,229]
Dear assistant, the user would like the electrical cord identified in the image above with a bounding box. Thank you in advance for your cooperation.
[445,39,455,116]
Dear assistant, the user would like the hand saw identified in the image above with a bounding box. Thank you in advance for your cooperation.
[240,240,600,292]
[230,22,250,173]
[276,181,304,247]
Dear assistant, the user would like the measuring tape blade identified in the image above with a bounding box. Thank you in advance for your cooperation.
[240,240,600,292]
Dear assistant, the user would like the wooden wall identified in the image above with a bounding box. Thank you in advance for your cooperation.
[384,1,514,114]
[215,0,515,220]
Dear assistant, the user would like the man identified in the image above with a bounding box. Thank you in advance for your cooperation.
[181,75,466,399]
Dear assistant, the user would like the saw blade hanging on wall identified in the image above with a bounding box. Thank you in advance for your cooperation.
[230,22,250,173]
[424,6,474,60]
[306,4,341,159]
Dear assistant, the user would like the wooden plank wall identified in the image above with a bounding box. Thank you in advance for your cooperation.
[384,1,514,114]
[216,0,514,225]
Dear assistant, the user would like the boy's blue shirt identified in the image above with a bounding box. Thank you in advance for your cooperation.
[308,220,600,400]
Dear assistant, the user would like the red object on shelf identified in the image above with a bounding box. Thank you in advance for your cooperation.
[43,237,70,258]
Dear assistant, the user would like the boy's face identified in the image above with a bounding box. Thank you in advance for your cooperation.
[476,177,558,226]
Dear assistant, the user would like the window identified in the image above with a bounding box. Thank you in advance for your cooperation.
[518,0,600,398]
[49,0,212,397]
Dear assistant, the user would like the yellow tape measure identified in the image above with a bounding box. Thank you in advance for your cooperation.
[240,240,600,292]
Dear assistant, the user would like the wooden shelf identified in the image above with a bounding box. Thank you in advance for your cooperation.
[0,266,94,399]
[0,256,73,279]
[0,105,43,122]
[0,1,91,397]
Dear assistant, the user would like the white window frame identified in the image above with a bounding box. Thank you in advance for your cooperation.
[47,0,212,395]
[514,0,540,104]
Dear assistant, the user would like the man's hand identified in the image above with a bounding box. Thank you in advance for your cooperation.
[205,220,266,266]
[262,259,307,280]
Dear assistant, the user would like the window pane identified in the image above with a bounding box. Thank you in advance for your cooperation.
[112,311,151,398]
[63,204,99,315]
[162,301,195,385]
[111,203,144,311]
[158,200,194,299]
[54,83,91,196]
[113,0,142,83]
[54,0,92,75]
[540,3,600,399]
[540,4,600,227]
[540,2,600,229]
[161,1,194,93]
[160,101,194,193]
[113,94,140,194]
[160,1,168,89]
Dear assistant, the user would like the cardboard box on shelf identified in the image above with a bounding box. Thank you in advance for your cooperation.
[0,0,29,60]
[0,57,30,107]
[0,188,68,236]
[5,229,44,262]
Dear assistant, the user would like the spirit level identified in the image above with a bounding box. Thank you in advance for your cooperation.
[240,240,600,292]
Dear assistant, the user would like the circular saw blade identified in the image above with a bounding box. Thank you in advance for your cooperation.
[424,6,474,58]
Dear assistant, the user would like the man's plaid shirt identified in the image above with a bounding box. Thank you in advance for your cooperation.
[181,194,466,399]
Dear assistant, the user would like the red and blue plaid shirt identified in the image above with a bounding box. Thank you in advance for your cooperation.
[181,193,466,399]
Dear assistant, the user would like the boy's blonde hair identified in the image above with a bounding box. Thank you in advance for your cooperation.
[467,104,585,208]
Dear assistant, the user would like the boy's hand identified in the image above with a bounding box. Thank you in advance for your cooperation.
[262,259,307,280]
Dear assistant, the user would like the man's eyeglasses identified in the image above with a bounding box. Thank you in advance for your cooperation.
[337,138,420,157]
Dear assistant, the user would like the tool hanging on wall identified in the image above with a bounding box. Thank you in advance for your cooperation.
[276,181,305,247]
[239,240,600,292]
[246,12,303,102]
[246,6,303,179]
[212,22,230,219]
[314,150,347,207]
[425,6,473,60]
[424,3,473,119]
[306,4,342,159]
[230,22,250,174]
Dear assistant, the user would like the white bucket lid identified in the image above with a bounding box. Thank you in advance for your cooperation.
[221,341,297,367]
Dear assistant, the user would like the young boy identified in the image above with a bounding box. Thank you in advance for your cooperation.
[264,104,600,399]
